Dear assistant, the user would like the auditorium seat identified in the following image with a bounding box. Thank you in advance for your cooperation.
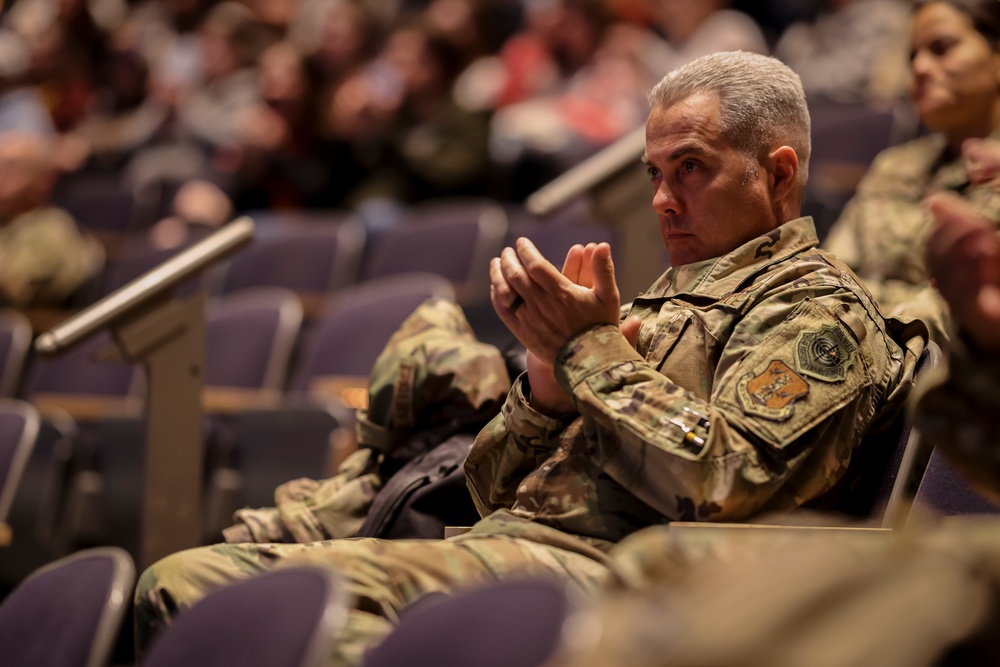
[359,198,507,304]
[287,273,455,397]
[0,310,31,397]
[0,546,135,667]
[219,213,365,317]
[0,414,76,590]
[0,400,40,542]
[142,566,349,667]
[205,287,303,392]
[363,578,573,667]
[912,448,1000,517]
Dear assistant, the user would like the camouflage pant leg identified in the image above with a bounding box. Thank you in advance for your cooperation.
[276,534,610,667]
[134,541,317,655]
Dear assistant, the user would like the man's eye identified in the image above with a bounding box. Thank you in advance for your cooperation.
[681,161,698,174]
[646,165,660,180]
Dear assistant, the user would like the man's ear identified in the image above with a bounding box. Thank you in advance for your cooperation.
[767,145,799,203]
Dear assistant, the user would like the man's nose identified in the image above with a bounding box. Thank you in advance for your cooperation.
[652,181,680,217]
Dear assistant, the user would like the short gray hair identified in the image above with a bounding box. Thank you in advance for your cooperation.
[649,51,811,190]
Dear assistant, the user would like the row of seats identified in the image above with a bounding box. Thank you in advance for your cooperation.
[67,196,617,319]
[0,272,458,585]
[1,422,997,667]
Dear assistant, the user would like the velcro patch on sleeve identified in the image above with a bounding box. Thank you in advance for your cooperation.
[715,299,871,449]
[736,359,810,421]
[794,323,859,382]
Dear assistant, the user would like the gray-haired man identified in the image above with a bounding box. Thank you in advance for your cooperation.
[135,52,924,666]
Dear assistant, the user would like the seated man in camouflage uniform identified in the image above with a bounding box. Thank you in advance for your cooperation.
[541,173,1000,667]
[134,52,926,666]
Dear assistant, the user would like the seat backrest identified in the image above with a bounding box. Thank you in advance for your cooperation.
[220,214,365,300]
[99,239,207,298]
[0,399,40,525]
[821,341,942,525]
[912,448,1000,517]
[0,546,135,667]
[360,199,507,303]
[362,578,572,667]
[22,331,139,399]
[205,288,303,390]
[505,210,616,266]
[0,309,31,397]
[54,177,138,235]
[288,273,455,390]
[142,566,350,667]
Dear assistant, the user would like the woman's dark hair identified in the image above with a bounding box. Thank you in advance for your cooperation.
[915,0,1000,48]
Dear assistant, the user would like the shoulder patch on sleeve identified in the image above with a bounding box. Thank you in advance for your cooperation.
[794,323,859,382]
[715,298,872,449]
[736,360,810,421]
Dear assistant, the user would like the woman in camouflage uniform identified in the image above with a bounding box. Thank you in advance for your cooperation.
[824,0,1000,344]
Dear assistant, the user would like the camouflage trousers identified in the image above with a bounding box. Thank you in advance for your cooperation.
[134,533,609,666]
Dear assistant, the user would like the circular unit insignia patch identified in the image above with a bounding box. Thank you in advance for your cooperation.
[794,323,859,382]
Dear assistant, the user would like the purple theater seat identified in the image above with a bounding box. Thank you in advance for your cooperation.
[220,215,365,299]
[205,288,303,390]
[0,547,135,667]
[360,199,507,304]
[142,566,349,667]
[0,310,30,397]
[913,448,1000,517]
[22,331,138,399]
[363,578,573,667]
[0,399,39,526]
[288,273,455,389]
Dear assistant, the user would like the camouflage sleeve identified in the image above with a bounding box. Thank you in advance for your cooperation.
[465,375,575,515]
[356,298,511,453]
[224,447,383,543]
[913,335,1000,494]
[554,289,895,521]
[464,305,637,516]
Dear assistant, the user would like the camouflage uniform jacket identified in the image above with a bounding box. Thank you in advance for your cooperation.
[823,132,1000,343]
[466,216,926,549]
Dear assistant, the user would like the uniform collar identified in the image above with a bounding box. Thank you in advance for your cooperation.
[639,216,820,300]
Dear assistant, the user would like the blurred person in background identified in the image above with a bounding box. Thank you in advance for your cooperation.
[123,2,269,203]
[0,28,55,137]
[324,19,492,206]
[823,0,1000,345]
[632,0,768,78]
[0,130,102,308]
[5,0,112,133]
[485,0,651,198]
[228,39,330,210]
[300,0,383,87]
[775,0,912,108]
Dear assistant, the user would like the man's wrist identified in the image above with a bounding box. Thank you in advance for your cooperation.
[524,374,576,417]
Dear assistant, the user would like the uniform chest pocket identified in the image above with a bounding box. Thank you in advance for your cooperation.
[644,310,716,400]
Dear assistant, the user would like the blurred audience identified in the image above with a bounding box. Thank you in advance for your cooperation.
[636,0,768,76]
[326,19,492,205]
[776,0,911,108]
[0,131,103,308]
[0,28,55,136]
